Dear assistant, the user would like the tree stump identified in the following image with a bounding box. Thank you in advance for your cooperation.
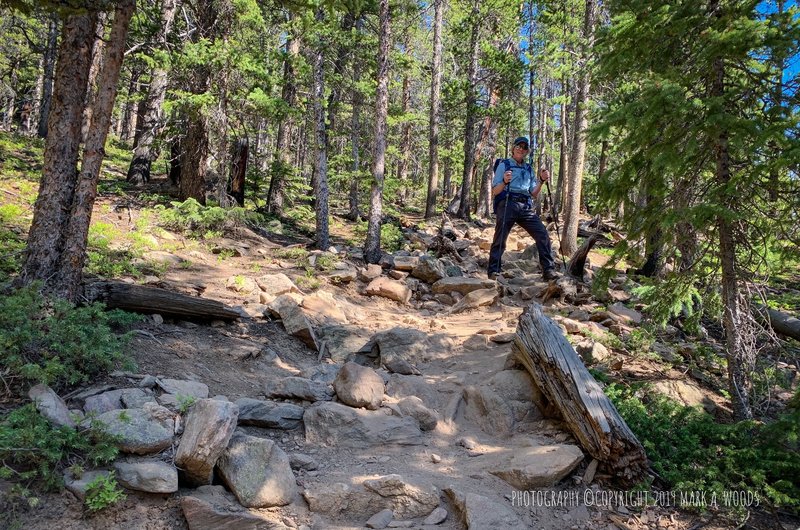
[513,303,648,485]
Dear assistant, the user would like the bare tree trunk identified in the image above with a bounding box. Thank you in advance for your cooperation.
[169,137,181,185]
[476,120,498,218]
[312,7,329,250]
[364,0,390,263]
[266,15,299,216]
[36,15,60,138]
[346,17,364,222]
[229,137,248,206]
[19,11,97,290]
[56,0,135,301]
[118,69,140,142]
[561,0,596,257]
[456,0,481,220]
[554,84,569,217]
[424,0,444,219]
[397,26,413,196]
[127,0,178,185]
[81,13,107,143]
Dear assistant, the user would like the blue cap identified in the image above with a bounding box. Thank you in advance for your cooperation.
[513,136,529,148]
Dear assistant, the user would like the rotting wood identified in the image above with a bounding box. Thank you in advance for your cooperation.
[513,303,649,485]
[760,306,800,341]
[567,233,600,278]
[84,281,240,321]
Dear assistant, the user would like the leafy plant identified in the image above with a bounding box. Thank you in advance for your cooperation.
[155,198,249,236]
[84,471,126,512]
[381,223,405,252]
[0,287,139,394]
[176,394,197,414]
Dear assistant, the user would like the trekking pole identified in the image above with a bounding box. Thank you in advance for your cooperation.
[545,180,568,271]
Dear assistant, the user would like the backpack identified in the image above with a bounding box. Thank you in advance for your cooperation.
[492,158,532,213]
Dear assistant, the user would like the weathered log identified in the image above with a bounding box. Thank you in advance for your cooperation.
[567,233,600,278]
[84,281,240,321]
[513,303,648,485]
[762,306,800,341]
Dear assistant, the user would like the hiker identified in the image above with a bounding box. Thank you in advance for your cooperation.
[487,136,559,281]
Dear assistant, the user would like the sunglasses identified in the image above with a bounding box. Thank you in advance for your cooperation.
[515,144,529,150]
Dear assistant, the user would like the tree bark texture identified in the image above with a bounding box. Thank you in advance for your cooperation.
[347,16,364,222]
[456,0,481,220]
[229,137,248,206]
[19,11,97,289]
[513,304,648,485]
[81,13,107,143]
[127,0,178,185]
[561,0,596,258]
[56,0,135,301]
[424,0,443,219]
[364,0,390,263]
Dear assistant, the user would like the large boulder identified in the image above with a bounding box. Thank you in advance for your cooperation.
[410,257,446,284]
[369,327,430,373]
[235,398,304,429]
[28,384,75,428]
[267,295,319,350]
[396,396,439,431]
[94,407,174,455]
[333,362,385,410]
[304,402,424,448]
[255,273,300,301]
[217,431,296,508]
[462,370,544,436]
[114,458,178,493]
[301,290,349,325]
[315,324,372,363]
[175,399,239,485]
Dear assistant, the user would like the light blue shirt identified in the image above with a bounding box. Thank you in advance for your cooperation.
[492,159,536,195]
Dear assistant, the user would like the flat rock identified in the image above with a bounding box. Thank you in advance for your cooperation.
[83,389,125,414]
[489,444,584,488]
[182,485,291,530]
[235,398,304,429]
[28,384,75,428]
[217,431,296,508]
[608,302,643,324]
[114,458,178,493]
[489,333,516,344]
[365,508,394,529]
[157,378,209,399]
[303,475,438,519]
[304,402,424,448]
[369,327,429,371]
[300,364,342,385]
[333,362,385,410]
[424,507,448,525]
[463,370,544,436]
[94,408,174,455]
[289,452,319,471]
[301,290,349,325]
[448,288,499,314]
[64,470,110,501]
[316,324,372,363]
[392,256,420,272]
[176,399,239,485]
[652,379,716,412]
[226,275,259,294]
[365,277,412,305]
[431,277,496,296]
[444,488,523,529]
[264,377,334,402]
[256,273,300,298]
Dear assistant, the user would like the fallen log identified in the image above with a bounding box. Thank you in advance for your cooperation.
[762,306,800,341]
[84,281,241,321]
[513,303,649,485]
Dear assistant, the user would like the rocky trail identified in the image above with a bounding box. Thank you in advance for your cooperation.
[13,200,794,530]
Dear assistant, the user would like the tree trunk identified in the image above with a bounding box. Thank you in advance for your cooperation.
[119,69,140,142]
[514,304,648,485]
[312,7,329,250]
[127,0,178,185]
[456,0,481,220]
[397,28,413,192]
[56,0,135,301]
[561,0,596,258]
[37,15,60,138]
[555,84,569,217]
[346,17,364,222]
[266,15,299,216]
[179,2,218,204]
[81,13,107,143]
[169,137,181,185]
[424,0,444,219]
[712,50,752,420]
[18,11,97,290]
[364,0,390,264]
[229,137,248,206]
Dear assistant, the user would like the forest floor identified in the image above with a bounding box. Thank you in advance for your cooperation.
[1,134,798,530]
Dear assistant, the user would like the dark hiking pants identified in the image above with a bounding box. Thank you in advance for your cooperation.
[488,196,555,276]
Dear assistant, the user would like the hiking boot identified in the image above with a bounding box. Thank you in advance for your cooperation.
[542,269,560,281]
[488,272,500,281]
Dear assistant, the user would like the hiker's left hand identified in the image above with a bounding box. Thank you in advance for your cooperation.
[539,169,550,183]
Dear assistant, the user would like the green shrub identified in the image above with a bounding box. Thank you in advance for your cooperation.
[84,471,126,512]
[0,287,139,394]
[606,383,800,510]
[381,223,405,252]
[0,404,119,491]
[155,198,249,236]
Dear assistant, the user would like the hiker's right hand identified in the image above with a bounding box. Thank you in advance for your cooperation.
[503,170,512,184]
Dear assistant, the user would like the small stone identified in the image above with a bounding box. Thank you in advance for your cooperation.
[430,454,442,464]
[423,507,448,525]
[458,436,477,450]
[365,508,394,529]
[152,314,164,325]
[28,384,75,428]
